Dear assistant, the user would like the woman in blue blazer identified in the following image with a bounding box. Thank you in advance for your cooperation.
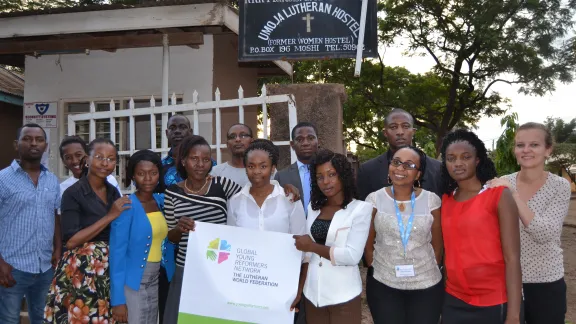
[109,150,176,324]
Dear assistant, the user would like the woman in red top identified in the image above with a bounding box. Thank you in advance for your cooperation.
[440,129,522,324]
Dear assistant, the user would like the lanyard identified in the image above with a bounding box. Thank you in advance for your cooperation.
[391,187,416,258]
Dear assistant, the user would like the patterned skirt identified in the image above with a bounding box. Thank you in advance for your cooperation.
[44,241,119,324]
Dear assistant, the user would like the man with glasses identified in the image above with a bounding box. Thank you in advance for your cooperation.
[357,108,442,200]
[211,123,254,186]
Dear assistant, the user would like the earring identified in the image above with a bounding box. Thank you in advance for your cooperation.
[414,179,421,188]
[388,176,393,184]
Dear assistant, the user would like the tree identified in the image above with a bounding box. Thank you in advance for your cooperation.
[545,117,576,175]
[263,59,498,159]
[493,113,521,176]
[377,0,576,152]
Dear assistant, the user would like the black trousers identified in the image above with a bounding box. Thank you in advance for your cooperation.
[366,270,444,324]
[442,292,524,324]
[523,278,566,324]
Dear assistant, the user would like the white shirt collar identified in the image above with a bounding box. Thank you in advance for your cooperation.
[239,181,284,199]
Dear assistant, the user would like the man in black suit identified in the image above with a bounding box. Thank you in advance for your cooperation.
[274,122,319,215]
[274,122,319,324]
[357,108,443,200]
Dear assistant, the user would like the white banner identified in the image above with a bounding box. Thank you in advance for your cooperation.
[178,222,303,324]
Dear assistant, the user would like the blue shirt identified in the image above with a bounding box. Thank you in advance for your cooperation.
[162,148,217,187]
[297,160,311,215]
[0,160,60,273]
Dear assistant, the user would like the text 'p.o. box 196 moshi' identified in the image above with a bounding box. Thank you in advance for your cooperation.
[177,222,303,324]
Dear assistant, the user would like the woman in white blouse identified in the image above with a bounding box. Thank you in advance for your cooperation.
[489,122,571,324]
[228,139,306,235]
[292,149,373,324]
[364,146,443,324]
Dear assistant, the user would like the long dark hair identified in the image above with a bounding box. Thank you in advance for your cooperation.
[176,135,212,179]
[127,149,165,193]
[80,138,118,177]
[440,129,497,195]
[310,149,357,210]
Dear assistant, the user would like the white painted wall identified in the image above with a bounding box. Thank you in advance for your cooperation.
[23,35,215,176]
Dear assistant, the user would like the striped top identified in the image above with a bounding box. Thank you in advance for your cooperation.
[0,160,60,273]
[165,176,242,267]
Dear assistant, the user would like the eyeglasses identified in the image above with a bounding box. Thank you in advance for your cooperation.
[390,158,418,170]
[227,133,252,140]
[93,154,117,164]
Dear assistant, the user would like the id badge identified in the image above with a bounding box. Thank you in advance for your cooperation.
[395,264,415,277]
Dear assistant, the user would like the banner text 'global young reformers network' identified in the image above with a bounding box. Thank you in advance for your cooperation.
[239,0,378,61]
[178,222,302,324]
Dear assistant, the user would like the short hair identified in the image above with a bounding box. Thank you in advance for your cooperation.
[17,123,47,140]
[127,149,165,193]
[391,145,427,187]
[384,108,414,126]
[291,122,318,140]
[167,114,191,128]
[59,136,87,159]
[176,135,212,179]
[310,149,357,210]
[227,123,253,137]
[81,138,118,177]
[517,122,554,149]
[243,139,279,167]
[440,129,497,195]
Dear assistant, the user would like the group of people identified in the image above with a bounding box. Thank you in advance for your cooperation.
[0,108,571,324]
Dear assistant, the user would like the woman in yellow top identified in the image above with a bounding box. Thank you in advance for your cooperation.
[109,150,176,324]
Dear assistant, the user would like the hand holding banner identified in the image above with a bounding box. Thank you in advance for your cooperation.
[178,222,303,324]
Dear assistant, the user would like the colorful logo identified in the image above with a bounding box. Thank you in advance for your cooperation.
[207,238,231,264]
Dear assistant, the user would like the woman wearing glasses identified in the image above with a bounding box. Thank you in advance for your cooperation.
[45,138,131,323]
[364,146,444,324]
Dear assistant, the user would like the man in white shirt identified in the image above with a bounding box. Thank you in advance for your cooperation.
[211,124,254,186]
[59,136,121,198]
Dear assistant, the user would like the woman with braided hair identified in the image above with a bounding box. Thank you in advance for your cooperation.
[440,129,523,324]
[227,139,306,235]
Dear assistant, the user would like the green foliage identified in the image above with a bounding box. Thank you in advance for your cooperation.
[263,0,576,155]
[379,0,576,150]
[545,117,576,175]
[545,117,576,144]
[493,113,520,176]
[262,59,491,157]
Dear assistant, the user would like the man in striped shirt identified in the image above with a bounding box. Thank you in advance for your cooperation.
[0,124,61,324]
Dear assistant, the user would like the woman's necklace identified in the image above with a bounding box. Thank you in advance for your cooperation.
[391,187,409,212]
[185,177,210,194]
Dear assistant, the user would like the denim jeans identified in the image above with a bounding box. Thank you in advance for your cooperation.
[0,268,54,324]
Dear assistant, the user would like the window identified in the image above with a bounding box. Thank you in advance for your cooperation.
[61,96,183,189]
[63,101,128,187]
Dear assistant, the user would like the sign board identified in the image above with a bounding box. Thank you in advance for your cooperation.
[178,222,303,324]
[24,102,57,128]
[239,0,378,61]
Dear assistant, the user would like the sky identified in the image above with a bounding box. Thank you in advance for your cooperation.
[379,44,576,150]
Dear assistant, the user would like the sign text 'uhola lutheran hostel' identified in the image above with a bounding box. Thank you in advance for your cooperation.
[239,0,378,61]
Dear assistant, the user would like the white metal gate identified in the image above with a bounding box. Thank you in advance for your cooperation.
[66,85,298,190]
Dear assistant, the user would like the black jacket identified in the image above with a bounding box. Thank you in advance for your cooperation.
[356,150,443,201]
